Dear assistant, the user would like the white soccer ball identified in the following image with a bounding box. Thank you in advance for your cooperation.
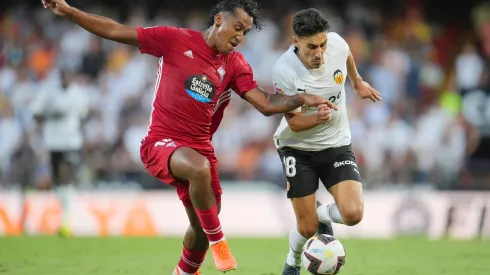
[301,234,346,275]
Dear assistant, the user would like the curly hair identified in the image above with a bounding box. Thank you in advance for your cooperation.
[207,0,263,31]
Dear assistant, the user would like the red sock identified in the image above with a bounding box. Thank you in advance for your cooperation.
[178,246,207,274]
[193,203,224,242]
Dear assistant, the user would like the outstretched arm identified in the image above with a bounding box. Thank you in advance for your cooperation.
[231,53,336,116]
[243,87,336,117]
[243,87,305,116]
[42,0,139,47]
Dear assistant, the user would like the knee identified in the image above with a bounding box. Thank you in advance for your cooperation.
[189,158,211,182]
[342,205,363,226]
[298,219,319,239]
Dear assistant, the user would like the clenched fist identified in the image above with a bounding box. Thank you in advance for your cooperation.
[314,104,332,124]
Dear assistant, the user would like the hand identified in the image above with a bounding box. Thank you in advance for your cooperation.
[314,104,332,124]
[42,0,71,16]
[300,94,338,111]
[354,81,382,103]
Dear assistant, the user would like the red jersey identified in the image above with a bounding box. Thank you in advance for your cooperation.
[136,26,257,149]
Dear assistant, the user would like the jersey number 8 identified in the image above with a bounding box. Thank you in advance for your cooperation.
[283,156,297,177]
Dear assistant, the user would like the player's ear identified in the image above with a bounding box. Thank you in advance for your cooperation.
[292,36,300,48]
[214,12,223,27]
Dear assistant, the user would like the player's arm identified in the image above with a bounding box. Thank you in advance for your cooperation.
[243,87,320,117]
[347,51,382,102]
[42,0,139,47]
[284,110,331,132]
[346,51,363,89]
[268,69,332,131]
[272,80,331,132]
[234,62,335,116]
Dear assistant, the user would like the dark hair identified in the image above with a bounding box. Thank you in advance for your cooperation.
[207,0,263,31]
[293,8,330,38]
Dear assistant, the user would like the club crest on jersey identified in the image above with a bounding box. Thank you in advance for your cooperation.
[333,69,344,84]
[185,74,216,103]
[217,67,225,83]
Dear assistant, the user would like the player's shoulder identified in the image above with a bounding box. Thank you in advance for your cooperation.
[327,32,349,53]
[327,32,346,45]
[142,25,191,35]
[228,51,246,61]
[273,47,298,79]
[166,26,195,37]
[226,51,250,69]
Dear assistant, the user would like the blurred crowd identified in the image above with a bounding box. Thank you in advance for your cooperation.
[1,2,490,190]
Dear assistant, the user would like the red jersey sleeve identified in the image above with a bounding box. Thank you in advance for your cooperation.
[231,53,258,97]
[136,26,177,57]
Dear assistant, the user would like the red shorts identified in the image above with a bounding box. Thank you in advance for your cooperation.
[140,138,222,207]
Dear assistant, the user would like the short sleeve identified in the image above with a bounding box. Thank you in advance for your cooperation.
[327,32,350,57]
[136,26,176,57]
[230,53,258,97]
[272,65,296,96]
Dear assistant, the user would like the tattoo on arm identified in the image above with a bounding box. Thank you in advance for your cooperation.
[269,93,302,108]
[247,87,305,116]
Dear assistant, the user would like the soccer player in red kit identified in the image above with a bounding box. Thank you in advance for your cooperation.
[42,0,335,274]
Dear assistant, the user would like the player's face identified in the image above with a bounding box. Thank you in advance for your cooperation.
[293,32,328,69]
[214,8,253,54]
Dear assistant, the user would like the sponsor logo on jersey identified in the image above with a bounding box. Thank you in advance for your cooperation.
[274,83,285,95]
[185,74,216,103]
[302,105,317,111]
[296,87,318,111]
[333,69,344,84]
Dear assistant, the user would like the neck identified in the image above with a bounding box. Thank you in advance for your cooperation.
[201,28,217,51]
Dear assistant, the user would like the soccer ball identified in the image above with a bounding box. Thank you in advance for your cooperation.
[301,234,346,275]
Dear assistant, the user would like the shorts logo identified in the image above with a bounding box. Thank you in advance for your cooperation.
[155,138,176,148]
[333,69,344,84]
[333,160,357,168]
[185,74,216,103]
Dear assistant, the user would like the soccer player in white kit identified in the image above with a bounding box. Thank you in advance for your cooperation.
[273,8,382,275]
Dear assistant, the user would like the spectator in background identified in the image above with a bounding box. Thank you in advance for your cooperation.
[1,2,488,190]
[455,39,485,93]
[30,68,89,235]
[80,37,106,80]
[0,98,23,185]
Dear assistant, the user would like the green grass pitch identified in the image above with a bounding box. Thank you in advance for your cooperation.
[0,237,488,274]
